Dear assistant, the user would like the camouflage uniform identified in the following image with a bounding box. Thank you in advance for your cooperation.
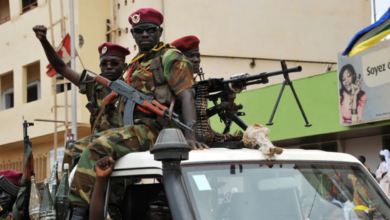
[69,43,194,207]
[63,77,123,172]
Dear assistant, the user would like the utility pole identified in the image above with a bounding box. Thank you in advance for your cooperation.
[47,0,57,161]
[69,0,78,140]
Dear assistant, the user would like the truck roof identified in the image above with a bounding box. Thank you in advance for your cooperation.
[113,148,361,172]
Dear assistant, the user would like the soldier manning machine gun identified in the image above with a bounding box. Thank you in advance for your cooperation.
[194,60,311,142]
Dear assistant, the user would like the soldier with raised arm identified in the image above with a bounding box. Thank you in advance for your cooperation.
[33,26,131,172]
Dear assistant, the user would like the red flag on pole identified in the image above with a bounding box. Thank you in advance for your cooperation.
[46,34,77,77]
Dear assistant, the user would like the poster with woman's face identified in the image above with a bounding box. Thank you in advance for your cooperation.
[337,40,390,126]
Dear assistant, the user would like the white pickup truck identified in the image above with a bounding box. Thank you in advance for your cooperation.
[96,129,390,220]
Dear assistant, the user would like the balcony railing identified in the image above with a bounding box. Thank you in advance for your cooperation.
[0,15,10,25]
[21,1,38,14]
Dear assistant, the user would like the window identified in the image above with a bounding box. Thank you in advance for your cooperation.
[56,74,71,94]
[382,135,390,151]
[1,71,14,110]
[25,61,41,103]
[21,0,37,14]
[27,80,41,102]
[300,144,320,150]
[0,0,11,25]
[1,87,14,110]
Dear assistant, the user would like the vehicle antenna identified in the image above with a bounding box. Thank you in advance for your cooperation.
[307,180,321,220]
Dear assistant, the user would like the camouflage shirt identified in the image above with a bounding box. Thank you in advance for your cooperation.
[128,44,194,97]
[79,75,121,133]
[79,44,193,133]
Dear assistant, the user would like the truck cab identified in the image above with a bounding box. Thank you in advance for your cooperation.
[103,129,390,220]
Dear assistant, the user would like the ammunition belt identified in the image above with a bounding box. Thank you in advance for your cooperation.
[212,130,244,143]
[195,84,210,144]
[194,84,244,144]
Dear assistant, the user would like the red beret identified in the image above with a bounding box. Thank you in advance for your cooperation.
[128,8,163,26]
[171,35,200,53]
[0,170,22,185]
[98,42,130,58]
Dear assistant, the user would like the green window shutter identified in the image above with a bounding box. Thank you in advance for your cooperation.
[321,142,338,152]
[300,144,320,150]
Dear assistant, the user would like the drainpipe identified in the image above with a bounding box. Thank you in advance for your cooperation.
[373,0,377,23]
[161,0,165,42]
[69,0,77,140]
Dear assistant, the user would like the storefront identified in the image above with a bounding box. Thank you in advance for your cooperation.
[210,64,390,172]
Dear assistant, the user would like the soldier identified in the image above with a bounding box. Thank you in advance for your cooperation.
[0,170,22,220]
[90,156,172,220]
[170,36,214,142]
[145,195,172,220]
[69,8,208,219]
[171,35,201,80]
[171,35,243,144]
[33,26,131,172]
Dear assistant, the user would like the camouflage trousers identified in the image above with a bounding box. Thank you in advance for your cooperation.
[62,130,117,173]
[68,119,161,207]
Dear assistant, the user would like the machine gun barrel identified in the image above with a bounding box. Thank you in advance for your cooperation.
[222,65,302,84]
[200,60,310,131]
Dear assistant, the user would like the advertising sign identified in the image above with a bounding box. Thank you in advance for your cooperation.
[338,40,390,126]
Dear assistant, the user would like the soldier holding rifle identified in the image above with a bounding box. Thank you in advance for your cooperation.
[68,8,208,219]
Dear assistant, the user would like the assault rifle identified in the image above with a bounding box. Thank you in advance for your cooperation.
[80,69,195,132]
[196,60,311,134]
[13,121,34,220]
[23,121,34,219]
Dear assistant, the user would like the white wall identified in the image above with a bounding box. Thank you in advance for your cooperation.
[114,0,370,87]
[344,135,383,173]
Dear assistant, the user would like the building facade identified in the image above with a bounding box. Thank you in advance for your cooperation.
[0,0,111,181]
[0,0,371,182]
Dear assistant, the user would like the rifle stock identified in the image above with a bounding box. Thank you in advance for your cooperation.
[103,91,119,105]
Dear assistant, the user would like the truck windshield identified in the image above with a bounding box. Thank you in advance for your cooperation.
[182,162,390,220]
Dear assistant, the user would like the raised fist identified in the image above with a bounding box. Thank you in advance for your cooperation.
[32,25,47,41]
[95,156,115,181]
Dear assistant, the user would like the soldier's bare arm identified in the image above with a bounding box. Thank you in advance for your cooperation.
[90,156,115,220]
[177,88,209,150]
[32,25,80,86]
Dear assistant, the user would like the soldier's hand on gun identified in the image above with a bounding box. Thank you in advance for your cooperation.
[32,25,47,41]
[369,203,379,213]
[96,156,115,181]
[187,139,209,150]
